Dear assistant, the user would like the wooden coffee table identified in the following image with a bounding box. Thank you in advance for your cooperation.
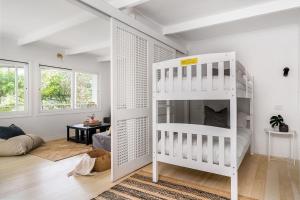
[67,123,110,145]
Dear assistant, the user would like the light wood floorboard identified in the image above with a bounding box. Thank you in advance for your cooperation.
[0,153,299,200]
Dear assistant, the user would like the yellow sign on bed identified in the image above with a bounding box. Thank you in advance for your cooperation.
[180,58,198,66]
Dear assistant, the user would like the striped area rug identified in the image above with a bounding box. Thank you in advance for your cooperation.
[92,171,256,200]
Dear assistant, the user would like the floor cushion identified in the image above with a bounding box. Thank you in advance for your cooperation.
[92,131,111,152]
[87,148,111,172]
[0,124,25,139]
[0,134,44,156]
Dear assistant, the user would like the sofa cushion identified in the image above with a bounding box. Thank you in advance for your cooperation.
[0,134,44,156]
[0,124,25,139]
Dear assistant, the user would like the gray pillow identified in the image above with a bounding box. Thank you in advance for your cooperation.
[204,106,229,128]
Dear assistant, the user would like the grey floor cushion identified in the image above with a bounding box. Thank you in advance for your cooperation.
[92,131,111,152]
[0,134,44,156]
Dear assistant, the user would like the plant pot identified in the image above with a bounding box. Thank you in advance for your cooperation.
[279,123,289,132]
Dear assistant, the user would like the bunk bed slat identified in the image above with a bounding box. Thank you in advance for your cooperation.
[207,135,213,164]
[197,134,202,163]
[187,133,192,160]
[219,136,225,167]
[187,65,192,92]
[161,130,165,155]
[178,132,183,159]
[178,66,182,93]
[207,63,213,91]
[169,131,174,157]
[219,61,224,91]
[197,64,202,92]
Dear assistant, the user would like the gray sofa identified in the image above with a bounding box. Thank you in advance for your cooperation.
[92,131,111,152]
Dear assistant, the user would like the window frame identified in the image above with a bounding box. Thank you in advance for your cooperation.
[38,64,100,114]
[0,59,29,118]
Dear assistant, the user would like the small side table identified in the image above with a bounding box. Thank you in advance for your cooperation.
[67,123,110,145]
[264,128,296,165]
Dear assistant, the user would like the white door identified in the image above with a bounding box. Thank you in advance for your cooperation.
[111,18,176,181]
[111,19,152,181]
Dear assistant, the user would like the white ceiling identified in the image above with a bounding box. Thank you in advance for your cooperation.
[0,0,299,59]
[135,0,275,26]
[0,0,110,58]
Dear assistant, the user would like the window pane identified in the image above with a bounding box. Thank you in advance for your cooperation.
[0,67,16,112]
[75,72,97,109]
[17,68,25,111]
[40,67,71,111]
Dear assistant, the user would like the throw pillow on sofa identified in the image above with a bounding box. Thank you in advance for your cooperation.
[0,124,25,139]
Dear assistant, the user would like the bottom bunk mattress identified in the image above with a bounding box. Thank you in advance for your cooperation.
[157,128,251,166]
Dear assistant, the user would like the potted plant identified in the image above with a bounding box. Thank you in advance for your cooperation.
[270,115,289,132]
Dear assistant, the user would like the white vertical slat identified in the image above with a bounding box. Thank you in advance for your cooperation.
[178,66,182,93]
[207,135,213,164]
[197,134,203,162]
[169,131,174,157]
[161,131,166,155]
[161,66,165,95]
[207,63,213,91]
[197,64,202,92]
[219,136,225,167]
[219,61,224,91]
[178,132,183,159]
[187,133,192,160]
[186,65,192,92]
[169,67,174,93]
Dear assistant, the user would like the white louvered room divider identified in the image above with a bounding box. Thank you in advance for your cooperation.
[111,18,176,181]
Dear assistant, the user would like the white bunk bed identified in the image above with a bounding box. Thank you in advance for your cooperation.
[152,52,254,200]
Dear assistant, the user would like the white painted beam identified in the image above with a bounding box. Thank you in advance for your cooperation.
[65,41,110,55]
[110,0,150,9]
[18,13,97,46]
[68,0,187,54]
[164,0,300,35]
[97,56,110,62]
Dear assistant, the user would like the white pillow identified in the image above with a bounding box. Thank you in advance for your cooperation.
[237,112,249,128]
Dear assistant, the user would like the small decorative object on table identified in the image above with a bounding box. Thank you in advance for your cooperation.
[84,114,101,127]
[270,115,289,132]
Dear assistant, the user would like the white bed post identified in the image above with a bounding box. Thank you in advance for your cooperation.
[152,65,158,183]
[250,76,255,155]
[230,53,238,200]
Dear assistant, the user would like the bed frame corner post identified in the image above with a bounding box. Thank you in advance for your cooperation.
[250,76,255,155]
[231,169,238,200]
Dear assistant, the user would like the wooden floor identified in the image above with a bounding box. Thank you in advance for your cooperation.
[0,153,299,200]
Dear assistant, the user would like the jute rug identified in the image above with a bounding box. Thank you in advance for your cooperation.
[30,139,92,161]
[92,171,256,200]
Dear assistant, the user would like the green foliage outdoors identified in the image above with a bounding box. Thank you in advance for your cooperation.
[1,67,96,112]
[0,68,24,112]
[41,70,71,110]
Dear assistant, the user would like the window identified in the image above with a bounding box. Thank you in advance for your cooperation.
[40,66,72,111]
[75,72,98,109]
[0,60,28,114]
[39,65,98,112]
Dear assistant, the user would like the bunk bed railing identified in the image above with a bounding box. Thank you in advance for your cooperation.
[153,52,253,99]
[155,123,233,176]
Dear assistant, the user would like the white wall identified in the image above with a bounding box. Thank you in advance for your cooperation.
[0,37,111,140]
[188,24,300,159]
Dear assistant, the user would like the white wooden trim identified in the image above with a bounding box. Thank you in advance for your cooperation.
[109,0,150,9]
[68,0,187,54]
[163,0,300,35]
[65,42,110,55]
[18,13,96,45]
[97,56,110,62]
